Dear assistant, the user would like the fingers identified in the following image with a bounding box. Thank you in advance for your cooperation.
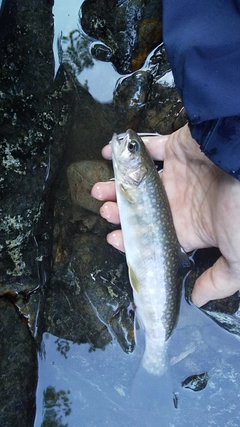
[91,181,116,201]
[106,229,125,252]
[91,180,123,248]
[102,144,112,159]
[191,256,240,307]
[101,134,169,161]
[100,202,120,224]
[92,181,120,223]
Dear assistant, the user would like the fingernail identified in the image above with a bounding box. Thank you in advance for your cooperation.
[107,232,123,249]
[100,203,112,220]
[91,184,105,201]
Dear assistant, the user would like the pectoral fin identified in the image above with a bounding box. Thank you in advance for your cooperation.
[120,184,135,203]
[128,264,140,293]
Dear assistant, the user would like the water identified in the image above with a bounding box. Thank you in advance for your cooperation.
[34,296,240,427]
[32,2,240,426]
[53,0,122,103]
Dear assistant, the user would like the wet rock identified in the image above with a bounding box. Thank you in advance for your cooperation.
[0,0,55,296]
[37,170,134,353]
[90,42,113,62]
[202,301,240,336]
[181,372,209,392]
[0,0,54,95]
[144,76,186,134]
[67,160,113,213]
[43,233,134,352]
[65,73,116,163]
[0,64,76,301]
[59,35,187,139]
[113,44,188,133]
[0,0,77,312]
[185,248,240,336]
[80,0,162,74]
[113,70,152,129]
[0,298,38,427]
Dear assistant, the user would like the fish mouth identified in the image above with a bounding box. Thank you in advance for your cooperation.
[110,133,121,145]
[110,133,123,165]
[117,131,160,140]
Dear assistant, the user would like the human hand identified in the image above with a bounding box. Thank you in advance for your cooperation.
[91,124,240,307]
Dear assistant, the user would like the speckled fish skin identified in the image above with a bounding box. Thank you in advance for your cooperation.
[111,129,186,375]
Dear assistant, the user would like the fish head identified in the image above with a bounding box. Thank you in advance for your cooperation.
[110,129,150,186]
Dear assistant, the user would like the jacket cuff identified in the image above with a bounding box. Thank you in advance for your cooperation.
[189,116,240,180]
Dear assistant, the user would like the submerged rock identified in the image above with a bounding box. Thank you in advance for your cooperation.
[43,232,135,352]
[2,2,240,425]
[0,298,38,427]
[67,160,113,213]
[38,171,135,354]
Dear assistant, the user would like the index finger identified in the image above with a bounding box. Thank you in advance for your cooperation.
[101,134,169,161]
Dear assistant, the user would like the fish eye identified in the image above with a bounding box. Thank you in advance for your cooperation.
[128,140,140,153]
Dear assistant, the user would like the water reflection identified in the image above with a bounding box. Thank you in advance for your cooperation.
[53,0,121,102]
[58,30,94,77]
[35,333,142,427]
[41,386,72,427]
[1,1,239,425]
[55,338,71,359]
[35,295,240,427]
[35,3,240,426]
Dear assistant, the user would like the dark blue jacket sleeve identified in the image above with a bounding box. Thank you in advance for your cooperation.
[163,0,240,179]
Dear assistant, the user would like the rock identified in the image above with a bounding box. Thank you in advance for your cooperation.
[64,74,116,163]
[90,42,113,62]
[80,0,162,74]
[35,169,134,354]
[0,57,76,300]
[185,248,240,336]
[113,44,188,133]
[67,160,113,213]
[181,372,209,392]
[0,298,38,427]
[42,233,134,353]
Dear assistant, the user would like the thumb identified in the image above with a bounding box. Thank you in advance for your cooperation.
[142,134,169,161]
[191,255,239,307]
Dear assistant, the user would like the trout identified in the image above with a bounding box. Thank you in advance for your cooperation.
[111,129,189,375]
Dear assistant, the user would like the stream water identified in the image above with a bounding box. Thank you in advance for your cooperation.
[53,0,121,103]
[6,1,238,426]
[34,294,240,426]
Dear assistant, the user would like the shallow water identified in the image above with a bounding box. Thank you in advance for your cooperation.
[53,0,121,102]
[34,296,240,427]
[1,1,239,425]
[32,3,240,427]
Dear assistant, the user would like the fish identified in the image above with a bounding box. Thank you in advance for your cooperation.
[110,129,190,375]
